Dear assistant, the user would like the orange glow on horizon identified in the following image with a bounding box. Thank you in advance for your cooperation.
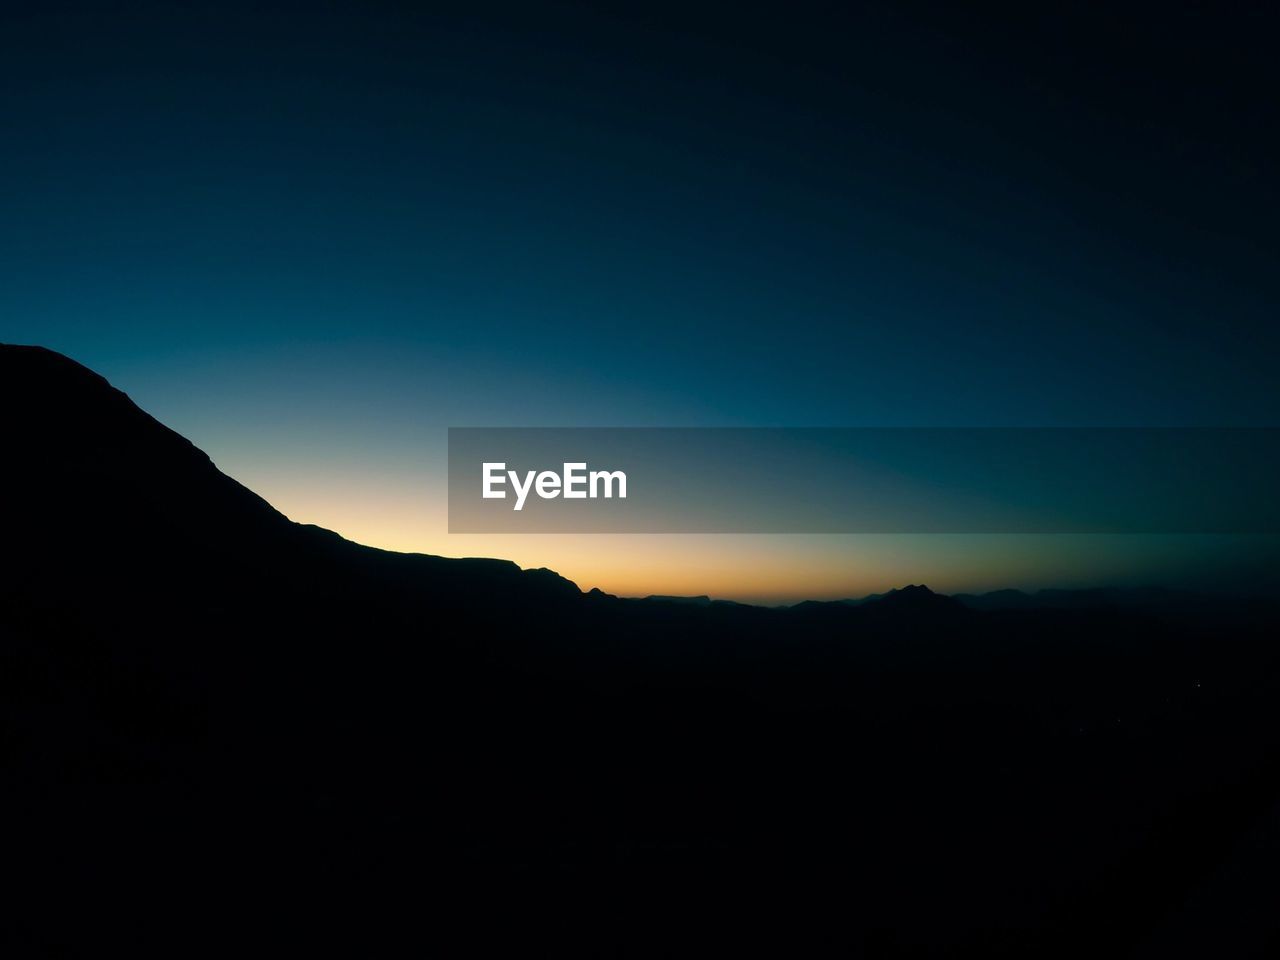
[232,470,1173,605]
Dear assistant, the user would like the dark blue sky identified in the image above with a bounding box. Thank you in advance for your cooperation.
[3,2,1277,598]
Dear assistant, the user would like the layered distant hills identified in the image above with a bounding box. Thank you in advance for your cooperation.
[2,344,1279,956]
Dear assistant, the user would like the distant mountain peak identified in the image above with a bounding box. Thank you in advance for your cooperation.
[862,583,964,616]
[888,584,935,597]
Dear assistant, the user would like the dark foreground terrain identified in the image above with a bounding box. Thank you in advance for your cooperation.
[3,344,1279,955]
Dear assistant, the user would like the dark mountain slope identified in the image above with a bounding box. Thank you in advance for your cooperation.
[3,345,1280,956]
[1,344,578,608]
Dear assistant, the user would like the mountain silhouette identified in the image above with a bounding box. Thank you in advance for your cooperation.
[1,344,581,606]
[3,344,1280,956]
[860,583,964,613]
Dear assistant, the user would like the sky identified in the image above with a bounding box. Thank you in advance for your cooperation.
[3,2,1278,602]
